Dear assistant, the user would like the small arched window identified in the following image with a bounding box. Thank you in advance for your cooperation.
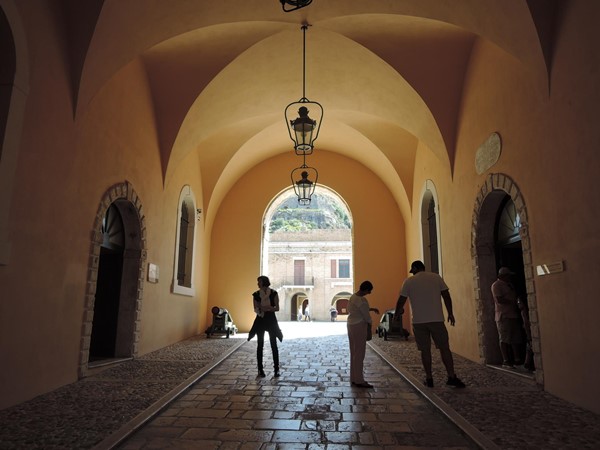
[173,186,197,295]
[420,180,442,275]
[0,5,28,266]
[0,7,16,163]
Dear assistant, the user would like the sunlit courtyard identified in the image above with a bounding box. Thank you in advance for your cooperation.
[235,320,349,340]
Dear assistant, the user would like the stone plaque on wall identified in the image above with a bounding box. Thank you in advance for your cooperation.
[475,132,502,174]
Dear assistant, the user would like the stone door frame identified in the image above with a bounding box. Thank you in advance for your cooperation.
[472,173,543,385]
[78,181,146,378]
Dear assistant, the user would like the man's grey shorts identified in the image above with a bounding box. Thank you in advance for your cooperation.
[413,322,449,351]
[496,318,524,344]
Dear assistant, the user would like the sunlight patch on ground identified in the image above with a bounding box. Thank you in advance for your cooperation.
[232,321,348,340]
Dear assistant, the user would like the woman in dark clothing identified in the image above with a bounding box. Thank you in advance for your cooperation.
[249,276,282,377]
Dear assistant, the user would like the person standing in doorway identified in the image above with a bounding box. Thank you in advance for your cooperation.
[347,280,379,388]
[304,302,311,322]
[518,297,535,371]
[330,306,338,322]
[394,260,466,388]
[251,276,282,378]
[491,267,524,368]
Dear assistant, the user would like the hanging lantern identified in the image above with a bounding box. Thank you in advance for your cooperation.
[280,0,313,13]
[284,24,323,155]
[291,163,318,205]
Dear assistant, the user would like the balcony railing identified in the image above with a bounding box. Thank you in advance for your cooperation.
[275,276,315,288]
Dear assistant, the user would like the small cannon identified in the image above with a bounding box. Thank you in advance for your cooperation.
[376,309,410,341]
[205,306,238,338]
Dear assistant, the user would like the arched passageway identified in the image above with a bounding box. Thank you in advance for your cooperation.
[262,186,353,322]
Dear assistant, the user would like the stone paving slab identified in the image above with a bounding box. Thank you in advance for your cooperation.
[117,332,479,449]
[370,336,600,450]
[1,322,599,449]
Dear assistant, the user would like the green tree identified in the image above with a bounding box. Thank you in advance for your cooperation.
[269,193,350,233]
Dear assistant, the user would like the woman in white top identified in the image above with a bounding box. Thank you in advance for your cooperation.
[347,280,379,388]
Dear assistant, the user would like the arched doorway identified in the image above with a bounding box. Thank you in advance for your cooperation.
[261,186,353,322]
[472,174,543,384]
[332,292,351,320]
[290,292,309,321]
[89,202,126,360]
[79,182,146,376]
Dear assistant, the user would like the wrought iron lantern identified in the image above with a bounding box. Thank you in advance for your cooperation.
[284,24,323,155]
[291,156,318,205]
[280,0,313,13]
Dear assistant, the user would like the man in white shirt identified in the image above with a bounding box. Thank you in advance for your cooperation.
[394,260,466,388]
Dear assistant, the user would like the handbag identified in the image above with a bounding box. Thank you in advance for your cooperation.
[366,323,372,341]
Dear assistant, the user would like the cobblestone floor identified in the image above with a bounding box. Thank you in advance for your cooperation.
[0,322,598,449]
[0,337,241,449]
[370,336,600,450]
[117,328,478,450]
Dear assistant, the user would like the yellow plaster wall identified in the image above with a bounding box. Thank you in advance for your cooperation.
[400,8,600,412]
[0,2,95,407]
[137,150,206,355]
[76,59,206,356]
[402,139,481,362]
[208,150,407,332]
[0,52,204,409]
[434,18,600,411]
[520,4,600,411]
[468,35,598,413]
[2,0,599,416]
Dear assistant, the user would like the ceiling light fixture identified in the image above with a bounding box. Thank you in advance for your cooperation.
[280,0,313,13]
[291,153,318,205]
[285,24,323,156]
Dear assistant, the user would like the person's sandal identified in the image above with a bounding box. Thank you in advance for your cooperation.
[424,378,434,387]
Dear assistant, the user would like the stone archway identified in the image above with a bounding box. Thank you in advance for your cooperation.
[472,173,543,384]
[78,181,146,378]
[332,292,351,320]
[0,0,29,265]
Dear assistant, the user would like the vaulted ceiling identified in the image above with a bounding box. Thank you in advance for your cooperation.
[59,0,553,221]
